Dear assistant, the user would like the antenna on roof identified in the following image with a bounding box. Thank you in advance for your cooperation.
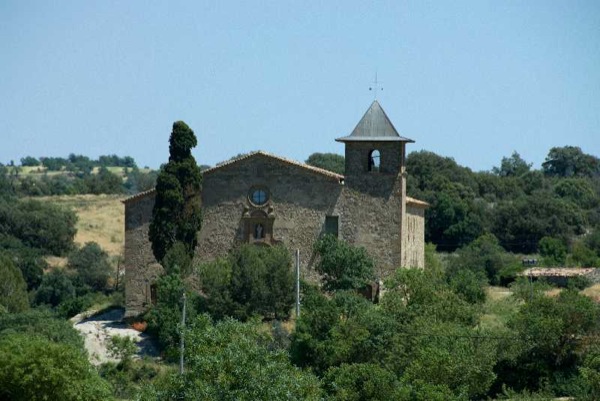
[369,72,383,100]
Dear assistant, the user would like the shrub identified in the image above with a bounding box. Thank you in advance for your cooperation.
[198,244,295,321]
[0,254,29,313]
[35,268,76,307]
[539,236,567,266]
[314,235,375,291]
[139,315,322,401]
[447,233,515,285]
[68,242,112,292]
[0,333,112,401]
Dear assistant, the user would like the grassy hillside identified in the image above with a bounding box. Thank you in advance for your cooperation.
[37,194,126,258]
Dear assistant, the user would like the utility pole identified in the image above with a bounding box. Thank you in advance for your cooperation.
[179,291,186,375]
[295,249,300,318]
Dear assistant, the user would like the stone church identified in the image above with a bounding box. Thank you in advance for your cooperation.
[123,100,427,317]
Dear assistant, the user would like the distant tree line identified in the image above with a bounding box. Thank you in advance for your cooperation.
[0,156,158,197]
[18,153,137,170]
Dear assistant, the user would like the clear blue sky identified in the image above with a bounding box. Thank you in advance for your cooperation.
[1,1,598,171]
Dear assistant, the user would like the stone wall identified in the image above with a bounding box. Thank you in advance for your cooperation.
[123,194,164,318]
[196,154,343,280]
[402,205,426,268]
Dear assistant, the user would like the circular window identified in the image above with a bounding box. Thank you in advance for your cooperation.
[250,188,269,206]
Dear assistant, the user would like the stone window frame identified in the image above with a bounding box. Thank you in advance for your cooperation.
[248,186,270,207]
[368,149,381,172]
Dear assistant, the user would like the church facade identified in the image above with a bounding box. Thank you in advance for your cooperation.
[123,101,427,317]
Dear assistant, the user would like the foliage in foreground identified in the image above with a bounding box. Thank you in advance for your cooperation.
[197,244,295,321]
[139,315,322,401]
[0,333,112,401]
[314,234,375,291]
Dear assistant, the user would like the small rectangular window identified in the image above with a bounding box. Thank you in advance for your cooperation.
[150,284,158,305]
[325,216,339,237]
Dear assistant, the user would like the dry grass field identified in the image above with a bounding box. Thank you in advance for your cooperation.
[38,194,126,258]
[581,283,600,302]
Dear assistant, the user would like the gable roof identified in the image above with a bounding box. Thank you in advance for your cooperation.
[122,151,344,204]
[336,100,414,143]
[203,150,345,181]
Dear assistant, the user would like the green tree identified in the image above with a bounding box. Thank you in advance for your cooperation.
[400,321,499,399]
[144,273,189,355]
[140,315,322,401]
[149,121,202,263]
[68,242,113,291]
[41,156,69,171]
[0,254,29,313]
[493,195,585,253]
[493,151,532,177]
[538,236,567,267]
[124,166,158,194]
[0,198,77,256]
[197,244,295,321]
[324,363,401,401]
[554,178,598,209]
[576,343,600,401]
[107,335,137,370]
[34,268,76,307]
[290,289,392,374]
[305,152,345,175]
[0,333,112,401]
[570,241,600,267]
[0,309,84,348]
[503,290,599,393]
[84,166,123,194]
[447,233,514,285]
[314,235,375,291]
[0,235,46,290]
[542,146,600,178]
[19,156,40,167]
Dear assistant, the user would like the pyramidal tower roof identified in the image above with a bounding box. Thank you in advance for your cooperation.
[336,100,414,143]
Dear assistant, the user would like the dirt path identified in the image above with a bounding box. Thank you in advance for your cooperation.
[71,308,159,365]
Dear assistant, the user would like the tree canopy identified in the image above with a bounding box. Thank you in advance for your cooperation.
[149,121,203,263]
[305,152,345,175]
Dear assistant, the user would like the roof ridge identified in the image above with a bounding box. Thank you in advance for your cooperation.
[122,151,344,204]
[204,150,344,179]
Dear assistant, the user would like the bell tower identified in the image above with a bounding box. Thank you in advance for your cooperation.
[335,100,414,192]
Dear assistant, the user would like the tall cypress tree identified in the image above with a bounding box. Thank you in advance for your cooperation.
[149,121,202,264]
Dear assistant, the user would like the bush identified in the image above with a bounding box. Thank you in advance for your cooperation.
[35,268,76,307]
[0,198,77,256]
[324,363,400,401]
[0,235,47,290]
[197,244,295,321]
[314,235,375,291]
[0,333,112,401]
[0,308,84,349]
[448,268,486,304]
[140,315,322,401]
[447,233,515,285]
[0,254,29,313]
[145,273,192,357]
[68,242,113,292]
[539,236,567,266]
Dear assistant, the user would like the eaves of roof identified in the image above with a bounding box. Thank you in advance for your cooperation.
[406,196,429,208]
